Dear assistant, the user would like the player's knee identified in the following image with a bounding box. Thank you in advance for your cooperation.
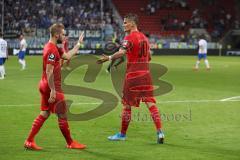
[123,105,131,110]
[57,113,67,119]
[145,102,155,108]
[40,111,50,118]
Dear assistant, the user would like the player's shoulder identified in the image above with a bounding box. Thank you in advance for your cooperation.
[123,34,133,46]
[128,31,141,36]
[124,34,132,40]
[44,42,58,54]
[124,31,142,41]
[21,39,26,43]
[199,39,207,43]
[45,42,55,49]
[0,38,7,43]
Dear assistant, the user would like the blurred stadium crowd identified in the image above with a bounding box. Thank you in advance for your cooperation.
[2,0,119,37]
[0,0,239,49]
[6,0,105,29]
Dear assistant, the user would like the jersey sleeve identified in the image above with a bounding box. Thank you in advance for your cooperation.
[46,49,58,65]
[120,36,133,51]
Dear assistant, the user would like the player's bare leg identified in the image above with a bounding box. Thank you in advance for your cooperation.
[0,65,4,79]
[146,102,164,144]
[204,59,210,70]
[24,111,50,150]
[194,60,200,70]
[19,59,26,70]
[57,113,86,149]
[108,105,131,141]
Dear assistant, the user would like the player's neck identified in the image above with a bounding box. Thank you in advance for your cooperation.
[130,28,138,33]
[49,38,57,45]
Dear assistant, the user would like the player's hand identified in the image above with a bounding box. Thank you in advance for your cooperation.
[48,90,56,103]
[64,36,69,42]
[96,54,109,64]
[78,31,84,44]
[63,37,69,45]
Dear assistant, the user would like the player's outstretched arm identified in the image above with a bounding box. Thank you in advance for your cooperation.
[97,48,126,64]
[62,32,84,60]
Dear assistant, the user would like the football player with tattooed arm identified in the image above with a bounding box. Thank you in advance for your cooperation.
[24,23,86,150]
[97,13,164,144]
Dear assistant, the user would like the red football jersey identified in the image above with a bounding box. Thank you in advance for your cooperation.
[121,31,151,77]
[40,42,63,92]
[121,31,154,107]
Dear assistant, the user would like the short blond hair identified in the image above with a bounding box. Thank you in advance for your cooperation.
[124,13,139,26]
[49,23,65,37]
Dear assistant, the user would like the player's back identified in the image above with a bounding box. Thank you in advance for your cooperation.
[124,31,151,73]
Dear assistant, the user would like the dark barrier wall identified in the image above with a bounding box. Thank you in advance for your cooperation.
[152,49,240,56]
[8,48,104,55]
[7,48,240,56]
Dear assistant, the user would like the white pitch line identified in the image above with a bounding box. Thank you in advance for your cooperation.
[220,96,240,102]
[0,99,240,107]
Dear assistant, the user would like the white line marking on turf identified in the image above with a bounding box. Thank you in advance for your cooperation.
[0,98,240,107]
[220,96,240,102]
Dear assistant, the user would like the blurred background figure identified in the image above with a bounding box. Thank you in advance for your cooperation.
[194,34,210,70]
[18,34,27,70]
[0,32,8,79]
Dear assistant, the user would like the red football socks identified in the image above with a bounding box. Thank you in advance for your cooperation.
[149,105,162,130]
[58,118,73,145]
[120,107,132,135]
[26,115,47,142]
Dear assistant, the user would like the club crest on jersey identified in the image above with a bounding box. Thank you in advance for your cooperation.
[48,53,55,61]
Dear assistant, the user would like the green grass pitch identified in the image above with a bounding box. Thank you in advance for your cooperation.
[0,55,240,160]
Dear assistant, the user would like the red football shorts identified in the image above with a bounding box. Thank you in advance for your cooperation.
[39,82,66,114]
[122,70,156,107]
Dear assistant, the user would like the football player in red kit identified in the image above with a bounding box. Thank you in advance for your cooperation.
[97,13,164,144]
[24,23,86,150]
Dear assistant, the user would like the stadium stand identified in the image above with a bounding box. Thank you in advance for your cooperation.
[112,0,237,41]
[3,0,116,31]
[0,0,239,49]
